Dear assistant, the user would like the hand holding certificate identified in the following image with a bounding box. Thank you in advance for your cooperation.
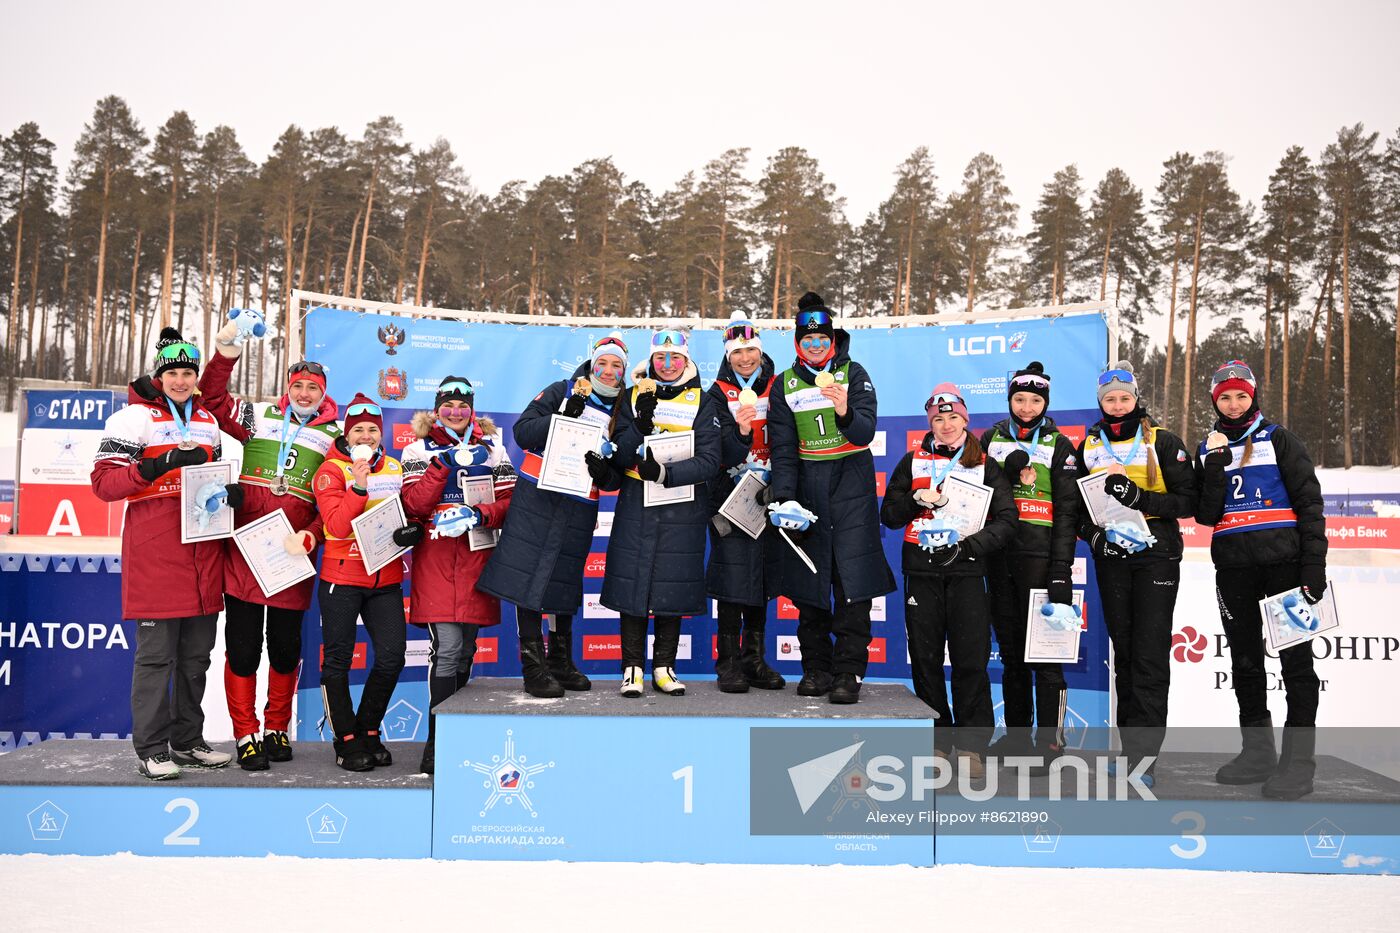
[642,431,695,508]
[459,475,501,551]
[1259,584,1340,651]
[933,473,992,538]
[538,414,604,499]
[180,460,236,543]
[1024,588,1086,663]
[719,470,769,539]
[233,509,316,597]
[1076,472,1151,536]
[351,495,410,574]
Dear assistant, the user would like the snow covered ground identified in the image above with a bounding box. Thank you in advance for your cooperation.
[1,854,1397,931]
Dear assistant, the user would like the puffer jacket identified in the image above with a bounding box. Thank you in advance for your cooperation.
[401,411,515,626]
[1075,416,1198,562]
[979,415,1080,568]
[600,359,722,617]
[764,330,895,607]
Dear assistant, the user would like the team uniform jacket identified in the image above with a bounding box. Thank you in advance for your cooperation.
[312,438,406,589]
[401,412,516,626]
[477,362,622,614]
[979,416,1080,567]
[1074,419,1198,561]
[198,350,336,609]
[90,377,227,619]
[881,433,1019,577]
[764,330,895,607]
[1193,418,1327,571]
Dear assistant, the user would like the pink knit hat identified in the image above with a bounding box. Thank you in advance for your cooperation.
[925,382,968,423]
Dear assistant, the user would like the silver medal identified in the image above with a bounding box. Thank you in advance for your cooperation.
[271,476,289,496]
[178,440,198,451]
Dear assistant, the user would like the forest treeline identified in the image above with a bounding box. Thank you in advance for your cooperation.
[2,96,1399,465]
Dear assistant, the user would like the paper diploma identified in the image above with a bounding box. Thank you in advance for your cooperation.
[460,475,501,552]
[351,495,410,574]
[1259,584,1340,652]
[642,431,696,507]
[719,470,770,540]
[179,460,235,544]
[233,508,316,598]
[1076,472,1152,535]
[1024,588,1086,664]
[935,473,993,538]
[538,414,604,499]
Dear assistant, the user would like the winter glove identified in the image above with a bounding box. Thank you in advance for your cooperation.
[633,391,658,434]
[1047,564,1074,606]
[1300,564,1327,604]
[392,524,424,548]
[1103,473,1143,510]
[637,448,666,483]
[1089,526,1129,560]
[711,514,735,538]
[283,530,315,556]
[1002,448,1030,478]
[433,505,482,538]
[138,445,209,481]
[912,487,945,509]
[224,483,244,510]
[755,483,779,507]
[584,450,613,484]
[1202,445,1233,470]
[562,393,588,419]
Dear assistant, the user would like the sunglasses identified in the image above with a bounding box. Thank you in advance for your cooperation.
[1098,368,1135,386]
[1011,374,1050,389]
[289,360,326,378]
[346,402,382,417]
[924,392,963,411]
[438,381,474,396]
[796,310,832,330]
[724,323,757,342]
[653,329,689,349]
[594,336,628,354]
[1210,365,1254,388]
[156,342,201,362]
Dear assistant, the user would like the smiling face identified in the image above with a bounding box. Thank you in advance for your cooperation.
[652,351,686,382]
[930,411,967,447]
[1010,391,1046,423]
[797,333,832,365]
[592,355,624,387]
[730,346,762,378]
[1100,389,1137,418]
[158,367,198,404]
[1215,388,1253,421]
[346,422,381,447]
[288,378,324,410]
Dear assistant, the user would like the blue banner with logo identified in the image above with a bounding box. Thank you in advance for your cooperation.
[302,307,1112,734]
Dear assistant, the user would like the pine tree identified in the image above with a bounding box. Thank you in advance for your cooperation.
[947,152,1017,312]
[1259,146,1320,422]
[351,117,409,300]
[193,126,251,353]
[1152,153,1195,424]
[1381,127,1400,463]
[753,148,843,317]
[877,148,938,315]
[692,148,752,319]
[1026,164,1087,305]
[150,111,197,328]
[1085,167,1154,346]
[2,122,57,400]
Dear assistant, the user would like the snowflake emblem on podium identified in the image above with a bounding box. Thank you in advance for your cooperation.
[463,729,554,818]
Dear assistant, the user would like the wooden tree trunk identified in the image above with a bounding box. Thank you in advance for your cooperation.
[1321,290,1334,467]
[770,236,784,319]
[1391,275,1400,464]
[1263,251,1274,409]
[125,228,142,380]
[25,242,41,374]
[1180,203,1206,437]
[965,242,977,313]
[90,166,113,387]
[355,167,378,300]
[716,208,728,319]
[415,197,437,306]
[177,261,190,333]
[6,162,25,382]
[1340,207,1353,468]
[1162,231,1183,425]
[342,208,362,298]
[1282,235,1293,425]
[1297,256,1336,389]
[203,191,223,354]
[160,175,177,327]
[1099,218,1114,301]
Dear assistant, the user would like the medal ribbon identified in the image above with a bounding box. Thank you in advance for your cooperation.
[274,413,306,478]
[165,397,194,447]
[1015,423,1042,458]
[930,442,966,490]
[1098,424,1143,467]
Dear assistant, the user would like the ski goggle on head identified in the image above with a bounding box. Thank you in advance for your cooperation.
[652,330,689,350]
[1010,373,1050,389]
[723,322,757,343]
[345,402,383,418]
[156,342,201,363]
[437,380,474,397]
[795,309,832,331]
[288,360,326,378]
[1098,368,1135,387]
[925,391,964,412]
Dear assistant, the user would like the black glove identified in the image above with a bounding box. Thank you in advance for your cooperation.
[137,445,209,482]
[1089,527,1128,560]
[755,484,778,507]
[711,514,735,538]
[562,393,587,419]
[1203,445,1232,469]
[634,392,658,434]
[224,483,245,510]
[584,450,612,484]
[392,524,424,548]
[1047,564,1073,606]
[1300,564,1327,604]
[637,449,664,482]
[1104,473,1143,510]
[1002,448,1030,478]
[929,542,962,566]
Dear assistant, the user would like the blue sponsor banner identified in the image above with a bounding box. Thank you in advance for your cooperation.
[0,552,132,749]
[22,389,124,430]
[301,308,1112,725]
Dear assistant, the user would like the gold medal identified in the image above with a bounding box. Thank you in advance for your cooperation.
[573,377,593,397]
[636,377,657,395]
[738,389,758,406]
[814,372,835,388]
[1206,431,1228,451]
[1105,462,1126,476]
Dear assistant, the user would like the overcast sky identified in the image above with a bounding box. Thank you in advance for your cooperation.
[7,0,1400,228]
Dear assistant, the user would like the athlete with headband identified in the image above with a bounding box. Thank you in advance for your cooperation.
[763,292,895,705]
[1075,361,1197,788]
[1194,360,1327,799]
[312,394,416,772]
[91,327,233,779]
[199,315,341,771]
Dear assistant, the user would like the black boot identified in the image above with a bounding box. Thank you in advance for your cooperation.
[715,632,750,693]
[420,674,457,775]
[797,669,833,697]
[1262,725,1315,799]
[1215,716,1277,785]
[828,672,861,704]
[355,664,402,762]
[334,734,375,772]
[740,625,786,690]
[547,617,592,692]
[362,730,392,767]
[987,728,1034,760]
[520,637,565,698]
[456,657,473,692]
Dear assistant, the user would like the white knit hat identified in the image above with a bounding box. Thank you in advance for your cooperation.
[722,310,763,357]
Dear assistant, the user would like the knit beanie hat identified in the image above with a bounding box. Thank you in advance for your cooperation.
[153,327,201,378]
[1097,361,1139,404]
[434,375,474,411]
[649,328,692,364]
[590,331,629,370]
[1210,360,1257,402]
[723,311,763,357]
[926,382,969,423]
[344,392,383,434]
